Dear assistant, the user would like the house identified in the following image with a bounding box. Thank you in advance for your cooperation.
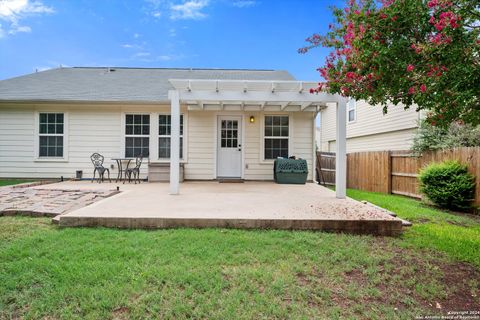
[0,67,349,197]
[318,99,423,153]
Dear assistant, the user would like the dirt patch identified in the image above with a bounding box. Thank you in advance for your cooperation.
[446,220,469,227]
[343,268,368,286]
[112,306,130,320]
[296,238,480,317]
[371,240,480,315]
[437,262,480,311]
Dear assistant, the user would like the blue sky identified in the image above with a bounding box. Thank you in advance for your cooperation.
[0,0,343,81]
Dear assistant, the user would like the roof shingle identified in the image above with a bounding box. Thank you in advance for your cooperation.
[0,67,296,102]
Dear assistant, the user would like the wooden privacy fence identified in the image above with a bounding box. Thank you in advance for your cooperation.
[316,152,336,185]
[317,147,480,207]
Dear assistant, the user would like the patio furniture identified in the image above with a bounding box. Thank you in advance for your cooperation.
[90,153,111,183]
[274,158,308,184]
[124,157,143,184]
[112,158,133,183]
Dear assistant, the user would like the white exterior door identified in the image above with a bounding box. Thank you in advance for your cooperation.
[217,116,242,178]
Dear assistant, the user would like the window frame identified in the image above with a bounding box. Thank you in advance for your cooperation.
[347,98,356,123]
[34,111,68,162]
[123,113,151,158]
[261,114,291,161]
[158,113,186,161]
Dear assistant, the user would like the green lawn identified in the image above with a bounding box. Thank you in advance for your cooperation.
[0,179,35,187]
[0,190,479,319]
[347,189,480,268]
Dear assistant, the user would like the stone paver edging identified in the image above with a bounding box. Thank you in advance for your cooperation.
[0,187,119,217]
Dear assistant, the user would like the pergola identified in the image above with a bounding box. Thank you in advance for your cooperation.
[167,79,347,199]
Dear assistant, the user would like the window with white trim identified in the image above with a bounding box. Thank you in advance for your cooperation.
[264,115,289,159]
[125,114,150,157]
[39,113,64,157]
[348,99,356,122]
[158,114,184,159]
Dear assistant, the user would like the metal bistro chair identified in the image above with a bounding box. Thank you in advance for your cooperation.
[90,153,111,183]
[125,156,143,184]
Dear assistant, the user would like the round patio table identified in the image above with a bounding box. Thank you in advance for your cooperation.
[112,158,134,183]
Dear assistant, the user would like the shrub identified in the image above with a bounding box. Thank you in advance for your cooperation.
[418,161,476,211]
[412,120,480,154]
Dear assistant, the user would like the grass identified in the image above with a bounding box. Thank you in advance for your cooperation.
[0,179,35,187]
[0,190,479,319]
[347,189,480,268]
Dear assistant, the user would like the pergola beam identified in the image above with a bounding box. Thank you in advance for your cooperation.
[300,102,312,110]
[177,90,338,104]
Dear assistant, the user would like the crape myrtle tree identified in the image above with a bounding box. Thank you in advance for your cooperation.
[300,0,480,127]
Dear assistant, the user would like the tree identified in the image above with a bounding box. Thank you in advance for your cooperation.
[411,119,480,153]
[300,0,480,127]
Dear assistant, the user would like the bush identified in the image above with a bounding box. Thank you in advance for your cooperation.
[412,120,480,154]
[419,161,476,211]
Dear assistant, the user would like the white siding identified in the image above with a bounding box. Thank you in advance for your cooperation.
[319,100,421,153]
[243,112,314,181]
[184,111,215,180]
[0,104,315,181]
[328,128,417,153]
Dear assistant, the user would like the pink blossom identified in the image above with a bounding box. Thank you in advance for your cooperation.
[420,84,427,93]
[408,87,416,95]
[406,64,415,72]
[346,71,357,79]
[427,0,438,8]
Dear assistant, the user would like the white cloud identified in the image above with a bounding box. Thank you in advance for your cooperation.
[232,1,257,8]
[157,55,172,61]
[152,11,161,18]
[8,24,30,34]
[133,33,141,38]
[122,44,134,48]
[134,52,151,57]
[170,0,209,20]
[169,28,176,37]
[0,0,53,38]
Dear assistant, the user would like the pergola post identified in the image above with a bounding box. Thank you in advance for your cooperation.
[335,98,347,199]
[168,90,180,195]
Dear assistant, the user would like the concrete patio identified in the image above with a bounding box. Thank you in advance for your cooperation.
[29,181,406,236]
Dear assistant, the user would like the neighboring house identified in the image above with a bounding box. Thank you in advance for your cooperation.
[318,99,423,153]
[315,126,321,150]
[0,67,329,182]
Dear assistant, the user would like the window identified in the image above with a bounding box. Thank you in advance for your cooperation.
[264,115,289,159]
[348,99,356,122]
[158,114,184,159]
[125,114,150,157]
[39,113,64,157]
[220,120,238,148]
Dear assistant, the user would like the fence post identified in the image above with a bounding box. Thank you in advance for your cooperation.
[387,151,392,194]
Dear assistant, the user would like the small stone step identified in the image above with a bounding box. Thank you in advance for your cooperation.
[51,215,61,224]
[400,219,412,227]
[148,163,184,182]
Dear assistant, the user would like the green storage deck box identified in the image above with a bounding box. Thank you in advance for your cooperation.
[274,158,308,184]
